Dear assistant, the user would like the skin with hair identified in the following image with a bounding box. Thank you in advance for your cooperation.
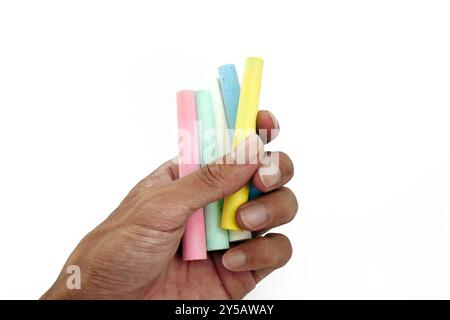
[41,110,298,300]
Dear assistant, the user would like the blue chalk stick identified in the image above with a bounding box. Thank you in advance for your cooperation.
[249,184,264,200]
[218,64,240,139]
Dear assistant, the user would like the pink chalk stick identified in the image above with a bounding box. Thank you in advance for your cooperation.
[177,90,207,261]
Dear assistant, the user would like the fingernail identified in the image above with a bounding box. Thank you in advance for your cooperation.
[239,202,268,229]
[267,110,279,129]
[258,156,281,189]
[232,133,264,165]
[223,250,247,270]
[267,111,280,141]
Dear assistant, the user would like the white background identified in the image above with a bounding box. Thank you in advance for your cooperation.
[1,1,450,299]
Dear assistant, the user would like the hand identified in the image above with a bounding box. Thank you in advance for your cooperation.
[41,110,297,300]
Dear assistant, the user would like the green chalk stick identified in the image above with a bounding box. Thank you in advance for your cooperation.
[195,90,230,251]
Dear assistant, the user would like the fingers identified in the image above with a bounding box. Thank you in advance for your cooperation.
[256,110,280,144]
[252,151,294,192]
[222,233,292,272]
[236,187,298,231]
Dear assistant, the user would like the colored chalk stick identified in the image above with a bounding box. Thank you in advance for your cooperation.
[219,64,264,202]
[196,90,230,251]
[218,64,240,140]
[218,64,252,241]
[249,185,264,200]
[221,57,264,231]
[228,230,252,242]
[177,90,207,261]
[208,79,231,157]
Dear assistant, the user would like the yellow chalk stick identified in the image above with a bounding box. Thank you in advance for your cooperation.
[221,57,264,230]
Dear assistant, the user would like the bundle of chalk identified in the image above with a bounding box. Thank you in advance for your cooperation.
[177,57,265,261]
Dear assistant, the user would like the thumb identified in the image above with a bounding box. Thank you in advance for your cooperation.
[177,133,264,209]
[144,133,264,225]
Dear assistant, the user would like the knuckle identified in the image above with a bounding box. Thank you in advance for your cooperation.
[266,233,293,267]
[280,187,299,221]
[279,152,294,180]
[197,163,228,187]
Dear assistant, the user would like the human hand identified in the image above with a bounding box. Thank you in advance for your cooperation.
[41,110,297,300]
